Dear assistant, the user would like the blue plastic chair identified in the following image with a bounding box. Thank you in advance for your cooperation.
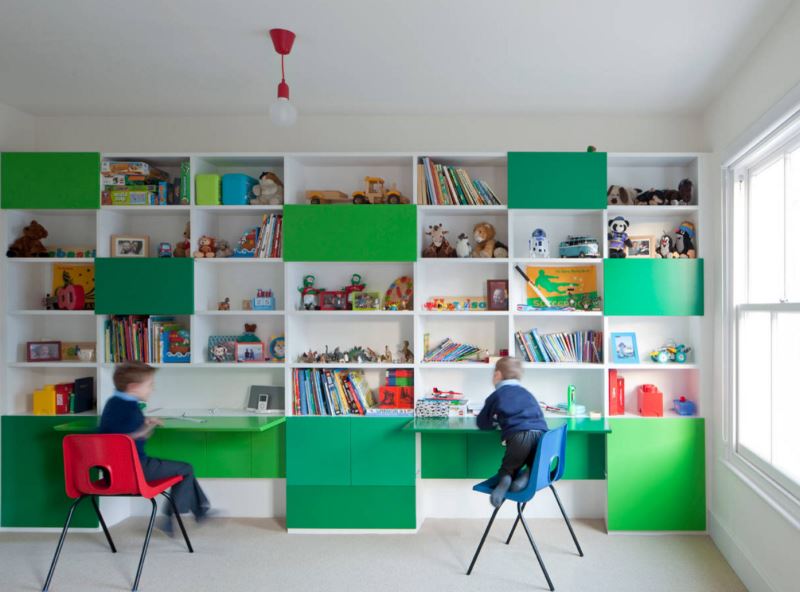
[466,425,583,591]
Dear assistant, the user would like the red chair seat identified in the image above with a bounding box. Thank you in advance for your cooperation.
[140,475,183,499]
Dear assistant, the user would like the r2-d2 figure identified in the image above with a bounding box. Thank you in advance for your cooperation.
[529,228,549,258]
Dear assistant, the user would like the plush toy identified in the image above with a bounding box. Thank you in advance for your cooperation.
[635,189,665,206]
[251,171,284,205]
[455,233,471,258]
[608,216,633,258]
[656,233,673,258]
[6,220,49,257]
[215,239,233,258]
[174,221,191,257]
[529,228,549,258]
[663,178,694,205]
[193,235,217,258]
[423,224,455,257]
[607,185,641,206]
[472,222,508,258]
[238,323,260,343]
[673,221,697,258]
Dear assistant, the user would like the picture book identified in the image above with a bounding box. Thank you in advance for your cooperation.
[524,265,598,308]
[51,263,95,310]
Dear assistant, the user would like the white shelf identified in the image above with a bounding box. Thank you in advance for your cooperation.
[522,362,605,370]
[193,205,283,213]
[194,258,282,264]
[7,310,95,316]
[195,310,284,316]
[100,205,190,212]
[513,310,603,317]
[419,257,509,264]
[418,310,507,317]
[606,205,698,215]
[511,257,602,265]
[9,362,97,369]
[191,362,285,368]
[290,363,413,369]
[613,411,701,419]
[100,362,191,369]
[290,309,414,317]
[417,205,507,215]
[419,362,493,369]
[6,257,94,264]
[608,362,699,370]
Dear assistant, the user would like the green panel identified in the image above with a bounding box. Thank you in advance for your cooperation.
[350,418,415,486]
[146,431,207,477]
[283,204,417,261]
[285,417,350,486]
[252,422,286,478]
[562,433,606,480]
[1,152,100,209]
[1,416,98,528]
[508,152,607,209]
[604,259,704,316]
[287,485,415,529]
[607,418,706,531]
[466,432,505,479]
[95,257,194,315]
[421,433,467,478]
[206,433,252,478]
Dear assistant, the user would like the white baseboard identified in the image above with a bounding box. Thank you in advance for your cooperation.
[709,510,776,592]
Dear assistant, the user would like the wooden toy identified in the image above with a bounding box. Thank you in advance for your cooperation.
[46,246,96,258]
[174,221,191,257]
[6,220,49,257]
[251,172,284,205]
[422,223,455,257]
[298,275,324,310]
[472,222,507,258]
[384,276,413,310]
[242,299,253,310]
[352,176,409,204]
[193,235,217,258]
[423,296,487,311]
[218,297,231,311]
[306,189,350,204]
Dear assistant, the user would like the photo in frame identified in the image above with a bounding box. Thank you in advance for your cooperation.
[611,332,639,364]
[62,341,96,362]
[110,235,149,257]
[27,341,62,362]
[235,341,265,363]
[352,291,381,311]
[319,291,346,311]
[208,335,237,363]
[627,235,654,258]
[486,279,509,311]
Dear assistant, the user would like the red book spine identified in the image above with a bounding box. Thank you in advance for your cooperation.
[608,369,620,415]
[617,376,625,415]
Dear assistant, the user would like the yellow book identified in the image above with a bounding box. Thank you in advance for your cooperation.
[33,385,57,415]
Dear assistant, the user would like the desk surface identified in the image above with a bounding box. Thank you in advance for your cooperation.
[403,416,611,434]
[54,416,286,433]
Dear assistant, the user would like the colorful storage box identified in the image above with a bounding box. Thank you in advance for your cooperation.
[673,398,697,416]
[637,384,663,417]
[106,186,156,206]
[196,174,221,205]
[221,174,257,206]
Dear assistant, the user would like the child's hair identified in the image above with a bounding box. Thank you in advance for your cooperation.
[495,356,522,380]
[113,362,156,392]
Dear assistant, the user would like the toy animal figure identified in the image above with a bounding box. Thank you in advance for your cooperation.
[174,221,191,257]
[635,189,665,206]
[656,233,674,258]
[608,216,633,258]
[423,224,455,257]
[400,340,414,363]
[218,297,231,311]
[472,222,508,258]
[6,220,49,257]
[607,185,641,205]
[455,233,471,258]
[663,178,694,205]
[193,235,216,258]
[251,171,284,205]
[529,228,549,258]
[673,221,697,258]
[381,346,393,363]
[215,239,233,258]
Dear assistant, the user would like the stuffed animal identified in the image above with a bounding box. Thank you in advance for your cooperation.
[215,239,233,258]
[656,233,674,258]
[635,189,665,206]
[673,221,697,258]
[251,172,284,205]
[663,178,694,205]
[472,222,508,258]
[193,235,217,258]
[607,185,641,205]
[608,216,633,258]
[455,233,471,258]
[423,224,455,257]
[174,221,191,257]
[7,220,49,257]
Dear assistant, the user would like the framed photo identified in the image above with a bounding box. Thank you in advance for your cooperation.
[319,291,346,311]
[235,341,265,363]
[611,332,639,364]
[627,235,654,258]
[26,341,62,362]
[208,335,237,363]
[268,335,285,361]
[110,235,149,258]
[352,291,381,311]
[486,279,509,311]
[62,341,96,362]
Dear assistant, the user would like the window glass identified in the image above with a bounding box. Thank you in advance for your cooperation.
[747,158,784,303]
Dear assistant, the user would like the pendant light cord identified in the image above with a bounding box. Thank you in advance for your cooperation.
[281,54,286,82]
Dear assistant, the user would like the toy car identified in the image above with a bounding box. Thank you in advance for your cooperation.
[559,235,600,258]
[306,190,351,204]
[158,242,173,257]
[352,177,409,204]
[650,341,691,364]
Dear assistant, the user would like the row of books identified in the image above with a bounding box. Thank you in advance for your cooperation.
[423,338,481,362]
[417,158,501,206]
[515,329,603,363]
[292,368,371,415]
[254,213,283,258]
[104,315,190,363]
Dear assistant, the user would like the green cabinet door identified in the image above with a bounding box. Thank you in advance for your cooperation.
[466,432,505,479]
[421,433,467,478]
[252,423,286,478]
[607,418,706,531]
[206,433,252,478]
[1,152,100,209]
[604,259,704,316]
[283,204,417,261]
[146,431,208,476]
[350,418,415,486]
[508,152,607,209]
[286,417,350,486]
[95,257,194,315]
[287,485,416,529]
[563,433,606,480]
[1,416,98,528]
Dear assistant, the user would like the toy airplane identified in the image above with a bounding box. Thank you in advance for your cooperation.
[431,387,463,399]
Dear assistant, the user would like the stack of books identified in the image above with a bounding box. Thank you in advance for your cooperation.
[104,315,190,364]
[292,368,371,416]
[423,338,483,363]
[101,160,189,206]
[418,157,501,205]
[254,213,283,258]
[515,329,602,363]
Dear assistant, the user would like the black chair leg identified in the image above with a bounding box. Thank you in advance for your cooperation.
[549,484,583,557]
[518,505,555,591]
[132,498,158,592]
[90,495,117,553]
[162,492,193,553]
[43,496,85,592]
[505,502,526,544]
[466,503,501,575]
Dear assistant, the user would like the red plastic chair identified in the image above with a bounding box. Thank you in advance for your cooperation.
[43,434,193,591]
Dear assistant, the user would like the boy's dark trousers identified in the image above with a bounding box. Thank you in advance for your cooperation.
[499,430,544,478]
[141,457,209,517]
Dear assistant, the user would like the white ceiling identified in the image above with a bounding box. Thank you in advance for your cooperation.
[0,0,790,117]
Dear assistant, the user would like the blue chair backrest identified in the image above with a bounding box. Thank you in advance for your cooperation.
[517,425,568,501]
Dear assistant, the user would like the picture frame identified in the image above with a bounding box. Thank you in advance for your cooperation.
[352,291,381,311]
[62,341,96,362]
[611,332,639,364]
[627,235,654,258]
[208,335,237,363]
[268,335,285,361]
[235,341,265,363]
[319,290,347,311]
[26,341,62,362]
[110,235,149,258]
[486,279,509,311]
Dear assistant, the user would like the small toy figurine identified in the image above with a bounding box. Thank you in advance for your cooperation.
[6,220,49,257]
[193,235,216,258]
[242,299,253,310]
[607,216,632,258]
[529,228,549,258]
[343,273,366,309]
[298,275,324,310]
[455,233,471,258]
[423,224,455,257]
[472,222,508,258]
[399,340,414,364]
[656,233,673,258]
[672,221,697,258]
[158,242,173,257]
[381,346,393,363]
[607,185,641,205]
[218,297,231,311]
[215,239,233,258]
[174,221,191,257]
[250,171,284,205]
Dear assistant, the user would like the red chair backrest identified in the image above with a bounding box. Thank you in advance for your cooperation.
[62,434,147,498]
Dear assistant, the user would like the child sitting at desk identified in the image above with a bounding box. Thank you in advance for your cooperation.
[477,357,548,507]
[98,362,212,534]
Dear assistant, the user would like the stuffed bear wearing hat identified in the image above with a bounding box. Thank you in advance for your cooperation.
[608,216,633,258]
[251,172,284,205]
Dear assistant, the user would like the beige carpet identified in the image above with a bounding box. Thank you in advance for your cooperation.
[0,518,746,592]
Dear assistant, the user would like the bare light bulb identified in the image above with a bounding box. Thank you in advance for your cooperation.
[270,97,297,127]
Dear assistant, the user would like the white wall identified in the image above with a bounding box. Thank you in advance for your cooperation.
[0,102,35,150]
[704,2,800,592]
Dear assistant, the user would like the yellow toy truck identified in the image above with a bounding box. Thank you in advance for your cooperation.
[352,177,409,204]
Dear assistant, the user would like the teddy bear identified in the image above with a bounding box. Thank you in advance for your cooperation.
[251,172,284,205]
[215,239,233,258]
[6,220,49,257]
[174,221,191,257]
[193,235,216,258]
[608,216,633,258]
[422,224,455,257]
[607,185,641,205]
[472,222,508,258]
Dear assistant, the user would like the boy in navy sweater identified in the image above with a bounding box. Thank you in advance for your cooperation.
[477,357,548,507]
[99,362,211,533]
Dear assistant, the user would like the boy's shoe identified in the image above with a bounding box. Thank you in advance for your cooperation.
[510,467,530,492]
[490,475,512,508]
[156,515,175,538]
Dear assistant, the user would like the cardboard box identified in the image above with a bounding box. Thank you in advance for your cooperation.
[101,161,169,180]
[107,186,156,206]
